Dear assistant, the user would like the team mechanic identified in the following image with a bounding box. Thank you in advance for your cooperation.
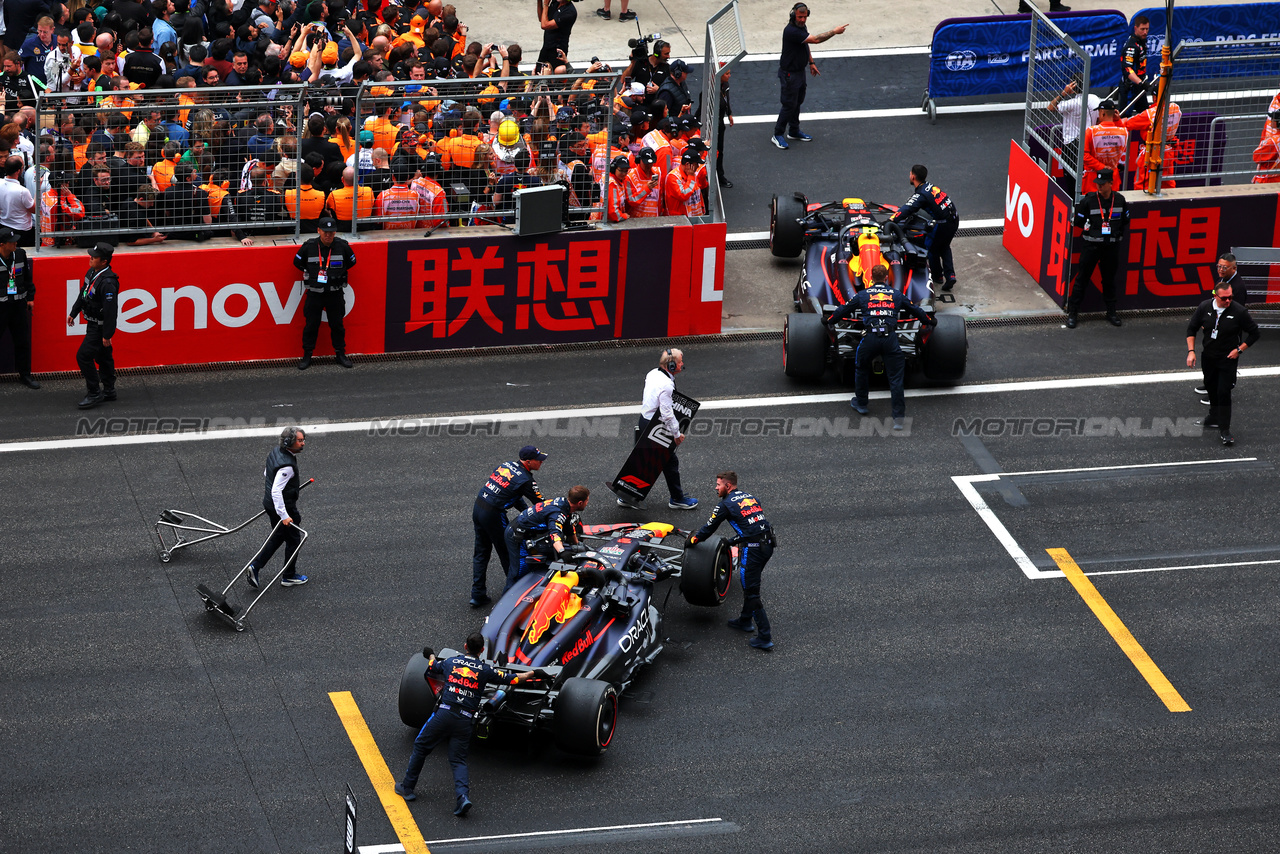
[502,486,590,592]
[689,471,777,651]
[1119,15,1150,116]
[66,242,120,410]
[470,446,548,608]
[1186,282,1259,448]
[294,215,357,371]
[619,348,699,511]
[824,264,935,430]
[891,164,959,292]
[395,633,540,815]
[1066,168,1129,328]
[0,227,38,389]
[244,426,309,588]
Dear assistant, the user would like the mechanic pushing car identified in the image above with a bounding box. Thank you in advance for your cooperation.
[689,472,777,651]
[470,446,547,608]
[395,632,539,815]
[824,264,936,429]
[891,164,960,292]
[503,486,590,592]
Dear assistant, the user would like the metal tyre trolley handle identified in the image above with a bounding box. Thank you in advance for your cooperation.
[155,479,314,562]
[195,520,310,632]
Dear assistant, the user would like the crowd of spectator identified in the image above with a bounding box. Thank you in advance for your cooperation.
[0,0,715,248]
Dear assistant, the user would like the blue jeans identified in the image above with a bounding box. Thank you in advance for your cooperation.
[854,334,907,418]
[401,709,472,804]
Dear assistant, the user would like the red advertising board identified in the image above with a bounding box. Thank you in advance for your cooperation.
[1003,139,1074,303]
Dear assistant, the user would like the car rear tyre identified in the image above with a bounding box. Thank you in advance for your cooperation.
[784,312,827,380]
[680,537,732,606]
[398,651,438,729]
[554,677,618,756]
[770,192,806,258]
[922,314,967,382]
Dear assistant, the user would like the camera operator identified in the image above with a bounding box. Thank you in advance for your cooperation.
[628,38,668,96]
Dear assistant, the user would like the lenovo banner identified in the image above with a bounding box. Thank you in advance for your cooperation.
[1003,140,1074,303]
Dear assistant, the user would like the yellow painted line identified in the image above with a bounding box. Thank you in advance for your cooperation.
[1047,549,1192,713]
[329,691,431,854]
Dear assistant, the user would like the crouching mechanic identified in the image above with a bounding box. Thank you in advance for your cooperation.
[503,486,590,591]
[244,426,309,588]
[688,471,777,651]
[824,263,935,429]
[470,445,547,608]
[395,632,539,816]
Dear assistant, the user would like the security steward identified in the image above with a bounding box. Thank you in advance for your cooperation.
[471,446,547,608]
[689,471,778,651]
[891,164,960,291]
[1194,253,1247,398]
[1119,15,1150,116]
[293,214,357,370]
[824,263,935,430]
[0,227,39,389]
[1186,282,1259,447]
[244,426,309,588]
[395,632,539,815]
[66,242,120,409]
[503,485,589,592]
[1066,167,1129,328]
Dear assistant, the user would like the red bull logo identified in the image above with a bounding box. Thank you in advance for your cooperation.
[561,630,596,665]
[525,571,583,645]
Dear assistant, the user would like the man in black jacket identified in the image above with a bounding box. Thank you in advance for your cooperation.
[122,28,164,87]
[1186,282,1259,447]
[66,242,119,408]
[1066,167,1129,328]
[0,228,38,389]
[294,215,357,369]
[245,426,309,588]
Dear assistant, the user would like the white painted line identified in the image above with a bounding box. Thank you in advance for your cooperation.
[996,457,1261,478]
[357,817,727,853]
[733,102,1020,124]
[6,367,1280,454]
[952,473,1045,579]
[608,46,933,66]
[1083,557,1280,577]
[727,230,769,242]
[727,219,1004,243]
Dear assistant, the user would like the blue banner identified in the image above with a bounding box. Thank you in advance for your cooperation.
[929,12,1128,99]
[1136,3,1280,80]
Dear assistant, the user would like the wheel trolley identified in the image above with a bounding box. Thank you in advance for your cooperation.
[195,519,310,632]
[155,478,313,562]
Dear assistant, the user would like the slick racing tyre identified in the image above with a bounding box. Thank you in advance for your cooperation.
[398,650,439,729]
[681,537,732,606]
[784,312,827,380]
[922,314,968,382]
[770,192,806,258]
[554,678,618,756]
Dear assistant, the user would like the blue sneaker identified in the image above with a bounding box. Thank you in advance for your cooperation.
[245,565,259,589]
[280,574,309,587]
[850,400,870,415]
[771,134,789,150]
[394,783,416,801]
[787,130,813,141]
[454,797,473,817]
[668,496,699,510]
[749,636,775,651]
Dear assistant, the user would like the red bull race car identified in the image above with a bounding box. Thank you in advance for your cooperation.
[770,193,967,384]
[397,521,732,756]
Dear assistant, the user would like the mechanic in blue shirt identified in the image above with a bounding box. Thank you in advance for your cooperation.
[470,446,547,608]
[689,472,777,651]
[503,486,590,592]
[395,632,538,816]
[771,3,847,151]
[824,263,935,429]
[891,164,961,292]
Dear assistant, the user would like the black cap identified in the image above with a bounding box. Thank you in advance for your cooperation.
[686,137,710,153]
[0,228,19,244]
[316,215,339,231]
[681,149,702,165]
[1098,98,1117,111]
[87,242,114,260]
[670,59,689,74]
[1096,168,1114,182]
[637,146,657,165]
[519,445,548,461]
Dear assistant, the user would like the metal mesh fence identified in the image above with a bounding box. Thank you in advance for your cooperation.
[1024,9,1092,201]
[699,0,746,224]
[1163,39,1280,186]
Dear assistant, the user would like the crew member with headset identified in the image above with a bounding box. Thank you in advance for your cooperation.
[825,264,935,430]
[619,348,698,510]
[689,471,778,651]
[1186,282,1259,447]
[1065,167,1130,328]
[891,164,960,292]
[244,426,310,588]
[293,214,357,370]
[470,446,547,608]
[395,632,540,815]
[771,3,848,150]
[0,227,39,389]
[66,241,120,409]
[503,486,590,592]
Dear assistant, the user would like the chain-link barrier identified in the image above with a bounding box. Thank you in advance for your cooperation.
[699,0,746,224]
[1024,9,1092,202]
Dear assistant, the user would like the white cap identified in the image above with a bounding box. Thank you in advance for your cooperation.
[629,82,645,96]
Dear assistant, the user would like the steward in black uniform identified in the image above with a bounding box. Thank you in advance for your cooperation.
[502,486,589,592]
[396,632,535,816]
[825,264,934,426]
[689,472,778,650]
[892,164,960,291]
[470,446,547,607]
[67,242,120,409]
[1066,168,1130,328]
[0,228,38,388]
[1120,17,1150,117]
[245,426,309,588]
[1186,283,1260,447]
[293,215,357,370]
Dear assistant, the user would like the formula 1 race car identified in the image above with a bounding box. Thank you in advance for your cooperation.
[397,521,732,756]
[770,193,967,385]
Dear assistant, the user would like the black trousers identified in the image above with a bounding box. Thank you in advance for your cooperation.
[472,499,511,597]
[854,334,907,418]
[1202,352,1240,433]
[637,414,684,501]
[926,216,959,285]
[0,299,33,377]
[401,707,473,805]
[737,540,774,639]
[301,289,346,355]
[774,70,807,136]
[249,505,304,576]
[1067,242,1121,313]
[715,116,727,182]
[76,324,116,392]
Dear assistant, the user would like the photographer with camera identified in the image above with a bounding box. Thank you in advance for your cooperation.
[627,36,668,97]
